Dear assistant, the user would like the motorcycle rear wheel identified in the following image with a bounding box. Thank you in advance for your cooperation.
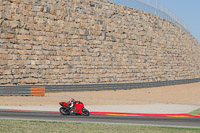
[60,107,70,115]
[82,108,90,116]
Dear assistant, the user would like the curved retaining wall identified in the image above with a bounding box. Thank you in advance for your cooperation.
[0,0,200,85]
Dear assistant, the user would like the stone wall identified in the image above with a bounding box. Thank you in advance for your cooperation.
[0,0,200,85]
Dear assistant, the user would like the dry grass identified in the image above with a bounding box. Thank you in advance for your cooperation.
[0,119,200,133]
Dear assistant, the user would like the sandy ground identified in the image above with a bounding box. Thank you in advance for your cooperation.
[1,104,199,114]
[0,82,200,106]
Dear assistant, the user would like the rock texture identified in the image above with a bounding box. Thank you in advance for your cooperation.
[0,0,200,85]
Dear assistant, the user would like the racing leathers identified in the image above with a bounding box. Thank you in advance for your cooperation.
[69,98,77,111]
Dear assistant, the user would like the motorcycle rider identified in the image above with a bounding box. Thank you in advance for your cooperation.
[69,98,77,112]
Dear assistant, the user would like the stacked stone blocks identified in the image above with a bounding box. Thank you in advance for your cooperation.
[0,0,200,85]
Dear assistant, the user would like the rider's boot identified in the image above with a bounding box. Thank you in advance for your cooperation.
[70,108,74,114]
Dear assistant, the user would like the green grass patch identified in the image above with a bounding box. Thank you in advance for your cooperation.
[0,119,200,133]
[189,108,200,115]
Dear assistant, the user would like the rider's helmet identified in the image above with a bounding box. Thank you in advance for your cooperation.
[71,98,75,102]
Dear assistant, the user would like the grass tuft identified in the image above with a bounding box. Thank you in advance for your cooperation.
[189,108,200,115]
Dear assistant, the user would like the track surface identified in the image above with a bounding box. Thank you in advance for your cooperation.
[0,110,200,128]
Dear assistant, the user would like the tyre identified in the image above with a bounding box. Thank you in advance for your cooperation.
[82,108,90,116]
[59,107,70,115]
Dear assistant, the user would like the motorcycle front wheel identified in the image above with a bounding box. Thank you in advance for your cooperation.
[82,108,90,116]
[59,107,70,115]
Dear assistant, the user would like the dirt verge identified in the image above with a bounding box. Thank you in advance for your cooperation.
[0,82,200,106]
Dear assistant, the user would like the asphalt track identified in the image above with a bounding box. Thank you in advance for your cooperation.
[0,110,200,128]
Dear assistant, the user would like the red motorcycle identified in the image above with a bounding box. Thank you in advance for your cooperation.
[59,100,90,116]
